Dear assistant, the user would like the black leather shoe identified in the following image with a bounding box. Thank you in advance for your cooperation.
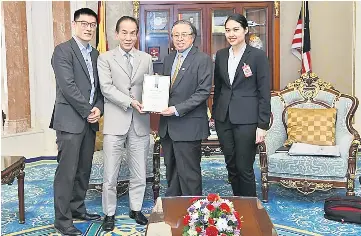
[102,215,115,232]
[54,225,82,235]
[73,212,101,221]
[129,210,148,225]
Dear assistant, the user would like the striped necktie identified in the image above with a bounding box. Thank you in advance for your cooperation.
[125,53,133,75]
[171,54,183,87]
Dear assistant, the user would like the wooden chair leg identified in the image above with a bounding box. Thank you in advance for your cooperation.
[262,182,269,203]
[17,169,25,224]
[152,136,161,202]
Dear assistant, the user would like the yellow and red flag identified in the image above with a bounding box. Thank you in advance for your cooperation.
[96,1,108,53]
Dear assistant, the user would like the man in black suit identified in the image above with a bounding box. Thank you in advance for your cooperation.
[50,8,104,235]
[159,20,213,196]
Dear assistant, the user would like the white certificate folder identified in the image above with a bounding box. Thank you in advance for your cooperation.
[142,74,170,112]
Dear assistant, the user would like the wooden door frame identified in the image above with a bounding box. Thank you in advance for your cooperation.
[135,1,280,90]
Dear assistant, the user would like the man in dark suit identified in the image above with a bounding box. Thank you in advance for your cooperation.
[159,20,213,196]
[50,8,104,235]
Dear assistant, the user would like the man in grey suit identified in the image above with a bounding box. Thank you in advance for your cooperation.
[159,20,213,196]
[50,8,103,235]
[97,16,153,231]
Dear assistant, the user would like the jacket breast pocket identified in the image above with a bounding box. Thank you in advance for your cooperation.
[56,100,70,105]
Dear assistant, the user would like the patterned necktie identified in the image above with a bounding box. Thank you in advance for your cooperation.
[171,54,183,87]
[125,53,133,75]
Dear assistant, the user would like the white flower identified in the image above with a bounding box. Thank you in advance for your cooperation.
[187,228,198,236]
[216,218,229,231]
[229,214,237,222]
[201,207,210,215]
[193,200,202,209]
[191,212,199,221]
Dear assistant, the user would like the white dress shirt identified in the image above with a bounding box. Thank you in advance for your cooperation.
[228,44,247,85]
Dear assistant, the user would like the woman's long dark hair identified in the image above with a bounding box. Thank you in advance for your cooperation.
[225,13,248,30]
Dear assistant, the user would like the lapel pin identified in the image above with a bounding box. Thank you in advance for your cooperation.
[181,68,185,71]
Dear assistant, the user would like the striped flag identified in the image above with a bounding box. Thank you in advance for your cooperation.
[291,1,312,73]
[96,1,108,53]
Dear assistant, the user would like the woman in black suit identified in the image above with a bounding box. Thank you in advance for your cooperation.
[212,13,271,197]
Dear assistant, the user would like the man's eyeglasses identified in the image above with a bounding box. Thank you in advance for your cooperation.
[171,33,192,39]
[75,21,97,29]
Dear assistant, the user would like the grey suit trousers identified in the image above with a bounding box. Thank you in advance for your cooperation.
[102,121,149,215]
[54,123,95,228]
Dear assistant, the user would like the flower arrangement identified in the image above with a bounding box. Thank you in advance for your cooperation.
[182,193,242,236]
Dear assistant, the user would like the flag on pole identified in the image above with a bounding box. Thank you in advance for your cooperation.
[96,1,107,53]
[291,1,312,73]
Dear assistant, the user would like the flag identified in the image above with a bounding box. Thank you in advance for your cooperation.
[291,1,312,73]
[96,1,107,53]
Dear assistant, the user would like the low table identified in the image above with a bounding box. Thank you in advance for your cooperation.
[146,196,277,236]
[1,156,26,223]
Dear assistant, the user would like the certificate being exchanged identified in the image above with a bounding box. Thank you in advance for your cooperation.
[142,74,170,112]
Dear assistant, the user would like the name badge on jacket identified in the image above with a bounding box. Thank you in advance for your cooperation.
[242,63,253,78]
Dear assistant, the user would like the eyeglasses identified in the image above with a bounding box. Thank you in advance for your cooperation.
[75,21,97,29]
[171,33,192,39]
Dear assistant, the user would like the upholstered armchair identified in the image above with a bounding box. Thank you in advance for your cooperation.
[259,73,360,202]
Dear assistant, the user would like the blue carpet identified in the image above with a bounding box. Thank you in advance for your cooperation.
[2,156,361,236]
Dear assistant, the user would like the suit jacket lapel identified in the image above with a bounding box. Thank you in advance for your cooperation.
[112,48,131,78]
[221,48,231,88]
[164,52,176,92]
[70,38,90,79]
[165,52,176,76]
[90,50,98,87]
[232,45,252,87]
[131,50,141,81]
[171,46,197,92]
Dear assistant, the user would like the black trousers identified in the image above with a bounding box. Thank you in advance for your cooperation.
[161,133,202,196]
[54,123,96,228]
[215,115,258,197]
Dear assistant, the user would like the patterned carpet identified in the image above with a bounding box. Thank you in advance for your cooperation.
[1,156,361,236]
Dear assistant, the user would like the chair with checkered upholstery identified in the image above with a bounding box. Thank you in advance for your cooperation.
[259,72,360,202]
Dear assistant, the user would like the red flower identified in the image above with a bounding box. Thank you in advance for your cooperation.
[234,211,242,229]
[206,204,215,212]
[207,193,219,202]
[196,226,202,233]
[205,225,218,236]
[183,215,190,225]
[221,234,227,236]
[234,211,239,218]
[220,203,231,212]
[190,197,200,204]
[208,218,215,225]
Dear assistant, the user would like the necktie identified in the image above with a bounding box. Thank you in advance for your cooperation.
[125,53,133,75]
[171,54,183,87]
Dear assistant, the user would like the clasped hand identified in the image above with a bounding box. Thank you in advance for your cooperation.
[87,107,101,123]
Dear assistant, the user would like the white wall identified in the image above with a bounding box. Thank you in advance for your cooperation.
[1,1,57,157]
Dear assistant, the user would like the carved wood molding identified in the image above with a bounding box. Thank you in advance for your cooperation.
[280,179,333,195]
[274,1,280,18]
[133,0,140,19]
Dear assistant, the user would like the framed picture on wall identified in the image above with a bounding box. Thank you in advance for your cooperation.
[148,46,160,61]
[147,11,169,34]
